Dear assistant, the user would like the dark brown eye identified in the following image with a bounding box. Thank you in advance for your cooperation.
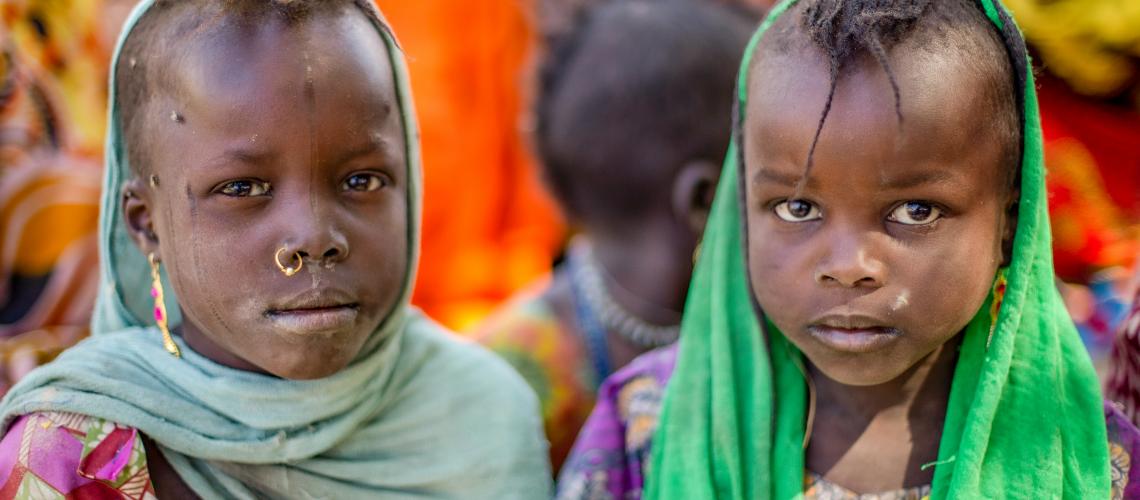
[774,199,821,222]
[888,201,942,225]
[219,180,270,197]
[342,173,386,192]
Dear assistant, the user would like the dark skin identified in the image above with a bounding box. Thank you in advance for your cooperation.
[544,159,719,372]
[743,40,1017,492]
[121,12,408,495]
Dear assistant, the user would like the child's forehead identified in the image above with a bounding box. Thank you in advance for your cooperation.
[162,11,388,93]
[136,10,404,171]
[168,13,397,118]
[743,48,1009,191]
[749,44,995,142]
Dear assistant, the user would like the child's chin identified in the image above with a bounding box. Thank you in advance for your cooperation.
[806,352,911,387]
[269,360,354,381]
[256,345,361,380]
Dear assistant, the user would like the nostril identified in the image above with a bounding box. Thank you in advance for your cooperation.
[322,248,340,259]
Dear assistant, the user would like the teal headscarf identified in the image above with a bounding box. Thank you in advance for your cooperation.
[0,2,551,498]
[646,0,1111,498]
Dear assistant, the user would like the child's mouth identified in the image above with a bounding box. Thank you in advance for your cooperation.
[807,314,902,353]
[266,290,361,336]
[267,305,360,336]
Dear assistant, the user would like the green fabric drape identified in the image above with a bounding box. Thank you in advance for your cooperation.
[645,1,1110,498]
[0,1,551,498]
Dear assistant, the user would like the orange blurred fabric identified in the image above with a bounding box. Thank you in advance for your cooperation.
[375,1,565,330]
[1,8,106,392]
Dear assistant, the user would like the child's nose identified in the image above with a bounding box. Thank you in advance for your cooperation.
[814,233,886,288]
[279,206,350,267]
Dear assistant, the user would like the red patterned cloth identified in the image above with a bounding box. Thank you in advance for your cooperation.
[0,412,156,498]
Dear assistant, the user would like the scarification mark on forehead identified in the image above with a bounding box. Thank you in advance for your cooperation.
[304,49,319,216]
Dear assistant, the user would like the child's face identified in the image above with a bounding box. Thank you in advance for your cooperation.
[743,47,1014,386]
[127,14,407,379]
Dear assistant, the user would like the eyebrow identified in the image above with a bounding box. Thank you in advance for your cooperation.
[331,136,391,167]
[204,147,274,169]
[752,167,814,189]
[878,169,956,190]
[202,135,393,170]
[752,166,957,190]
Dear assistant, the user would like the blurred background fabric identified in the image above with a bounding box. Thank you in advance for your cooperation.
[375,0,567,332]
[1005,0,1140,367]
[1,0,111,393]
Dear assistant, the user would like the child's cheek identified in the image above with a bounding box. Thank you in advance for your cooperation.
[162,198,268,334]
[747,222,813,327]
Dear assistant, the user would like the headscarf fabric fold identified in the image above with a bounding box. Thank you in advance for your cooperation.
[646,1,1111,498]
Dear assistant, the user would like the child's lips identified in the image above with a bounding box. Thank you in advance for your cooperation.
[807,313,901,353]
[266,304,359,336]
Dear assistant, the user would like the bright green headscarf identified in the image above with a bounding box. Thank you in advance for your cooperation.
[0,1,551,498]
[646,0,1110,498]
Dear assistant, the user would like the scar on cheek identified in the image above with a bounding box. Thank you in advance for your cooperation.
[149,175,160,188]
[170,111,185,124]
[186,184,197,217]
[891,290,911,312]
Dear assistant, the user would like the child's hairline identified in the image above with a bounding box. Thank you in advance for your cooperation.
[740,4,1023,196]
[116,0,397,179]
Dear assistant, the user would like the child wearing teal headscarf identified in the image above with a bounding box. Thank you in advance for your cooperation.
[0,0,551,497]
[557,0,1140,498]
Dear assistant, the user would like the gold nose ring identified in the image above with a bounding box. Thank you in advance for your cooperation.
[275,247,303,277]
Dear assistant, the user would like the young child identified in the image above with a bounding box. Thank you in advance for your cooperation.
[473,0,754,472]
[0,1,550,497]
[1108,264,1140,426]
[557,0,1140,498]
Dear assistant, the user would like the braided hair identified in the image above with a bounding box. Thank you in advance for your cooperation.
[115,0,393,176]
[760,0,1024,192]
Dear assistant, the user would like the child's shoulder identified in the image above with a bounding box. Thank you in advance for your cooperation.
[1105,400,1140,500]
[602,343,679,397]
[404,311,540,405]
[0,411,155,498]
[397,314,554,495]
[556,345,678,499]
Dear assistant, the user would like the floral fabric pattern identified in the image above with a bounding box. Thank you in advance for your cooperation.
[0,412,155,498]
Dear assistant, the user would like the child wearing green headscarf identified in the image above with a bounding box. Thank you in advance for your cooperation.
[557,0,1140,498]
[0,0,551,497]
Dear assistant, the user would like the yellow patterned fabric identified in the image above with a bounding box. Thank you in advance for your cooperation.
[1,0,112,155]
[1004,0,1140,99]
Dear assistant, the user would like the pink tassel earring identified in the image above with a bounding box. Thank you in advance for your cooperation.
[148,253,182,357]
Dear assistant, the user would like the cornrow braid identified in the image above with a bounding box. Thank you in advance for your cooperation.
[797,0,932,190]
[757,0,1022,195]
[115,0,394,177]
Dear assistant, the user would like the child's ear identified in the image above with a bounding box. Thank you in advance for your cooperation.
[122,177,162,259]
[1000,189,1020,267]
[671,159,721,236]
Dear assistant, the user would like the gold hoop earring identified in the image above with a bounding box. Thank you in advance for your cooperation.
[275,247,303,277]
[148,253,182,357]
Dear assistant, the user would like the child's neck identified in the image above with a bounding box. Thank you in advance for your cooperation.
[806,334,961,493]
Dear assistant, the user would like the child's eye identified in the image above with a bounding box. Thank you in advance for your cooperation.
[773,199,822,222]
[218,180,271,197]
[887,201,942,225]
[342,173,388,192]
